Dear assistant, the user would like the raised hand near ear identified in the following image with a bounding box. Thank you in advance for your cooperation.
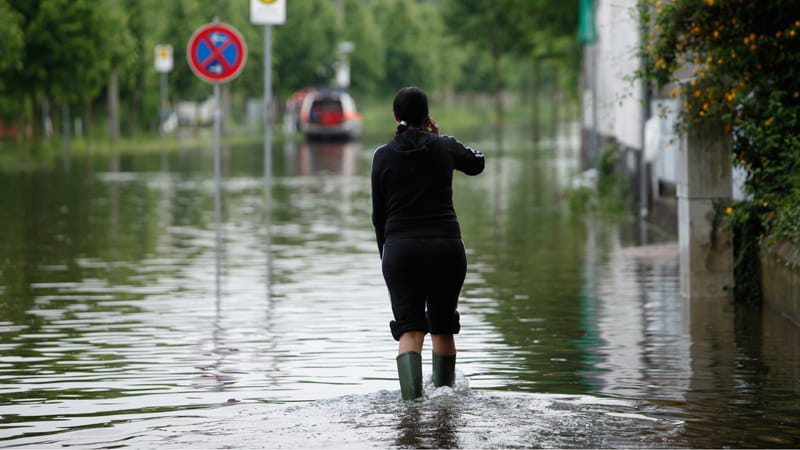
[426,117,439,135]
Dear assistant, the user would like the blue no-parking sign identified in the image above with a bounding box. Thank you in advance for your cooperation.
[187,23,247,84]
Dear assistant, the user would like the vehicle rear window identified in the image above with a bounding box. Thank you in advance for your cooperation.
[311,100,343,111]
[310,99,345,125]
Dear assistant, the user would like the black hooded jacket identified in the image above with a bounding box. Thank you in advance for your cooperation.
[371,129,484,257]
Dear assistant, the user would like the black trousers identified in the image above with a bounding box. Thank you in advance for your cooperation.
[381,237,466,341]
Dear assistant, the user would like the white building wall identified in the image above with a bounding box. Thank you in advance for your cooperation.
[645,99,679,186]
[594,0,643,150]
[585,0,744,205]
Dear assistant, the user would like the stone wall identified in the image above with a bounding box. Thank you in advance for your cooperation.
[761,240,800,325]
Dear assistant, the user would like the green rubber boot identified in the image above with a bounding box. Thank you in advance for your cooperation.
[432,352,456,387]
[396,351,423,400]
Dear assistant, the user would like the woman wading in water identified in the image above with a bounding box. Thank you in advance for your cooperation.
[371,87,485,400]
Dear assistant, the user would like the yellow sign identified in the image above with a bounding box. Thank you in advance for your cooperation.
[259,0,278,3]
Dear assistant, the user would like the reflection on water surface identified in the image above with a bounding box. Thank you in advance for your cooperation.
[0,126,798,448]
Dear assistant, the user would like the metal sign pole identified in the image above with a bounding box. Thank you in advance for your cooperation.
[250,0,283,302]
[214,83,222,298]
[160,71,168,170]
[263,24,274,301]
[160,72,168,133]
[155,44,173,170]
[264,25,272,201]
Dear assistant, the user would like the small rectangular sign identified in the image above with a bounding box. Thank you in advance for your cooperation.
[250,0,286,25]
[154,44,174,73]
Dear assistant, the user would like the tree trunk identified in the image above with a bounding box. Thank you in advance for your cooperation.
[491,48,504,149]
[20,93,39,147]
[532,58,540,143]
[41,98,51,140]
[85,100,93,150]
[550,65,559,138]
[62,103,71,152]
[31,95,40,146]
[17,96,28,148]
[131,88,141,135]
[108,70,120,139]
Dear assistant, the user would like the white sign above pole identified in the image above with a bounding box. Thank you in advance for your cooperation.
[250,0,286,25]
[154,44,173,73]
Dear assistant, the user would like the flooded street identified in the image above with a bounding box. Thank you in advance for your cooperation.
[1,125,799,448]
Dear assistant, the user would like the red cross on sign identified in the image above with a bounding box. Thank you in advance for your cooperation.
[187,23,247,84]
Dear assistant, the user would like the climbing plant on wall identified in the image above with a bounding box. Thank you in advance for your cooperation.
[637,0,800,299]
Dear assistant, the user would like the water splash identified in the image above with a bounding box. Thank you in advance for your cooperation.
[116,387,679,449]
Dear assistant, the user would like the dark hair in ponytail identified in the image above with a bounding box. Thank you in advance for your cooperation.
[395,120,409,135]
[393,87,428,135]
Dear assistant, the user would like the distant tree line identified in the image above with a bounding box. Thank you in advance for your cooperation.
[0,0,579,141]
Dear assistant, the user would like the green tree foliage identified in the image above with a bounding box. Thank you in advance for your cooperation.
[517,0,581,42]
[441,0,580,115]
[343,0,385,96]
[0,0,582,138]
[0,0,132,141]
[119,0,157,132]
[443,0,527,97]
[443,0,529,56]
[344,0,460,95]
[452,46,493,92]
[14,0,113,104]
[377,0,449,93]
[163,0,207,101]
[0,1,24,77]
[0,1,24,117]
[441,0,578,66]
[273,0,339,96]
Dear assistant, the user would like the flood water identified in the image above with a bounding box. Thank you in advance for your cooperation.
[1,124,799,448]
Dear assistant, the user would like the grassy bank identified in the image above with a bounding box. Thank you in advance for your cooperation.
[357,92,567,140]
[0,127,284,171]
[0,92,577,171]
